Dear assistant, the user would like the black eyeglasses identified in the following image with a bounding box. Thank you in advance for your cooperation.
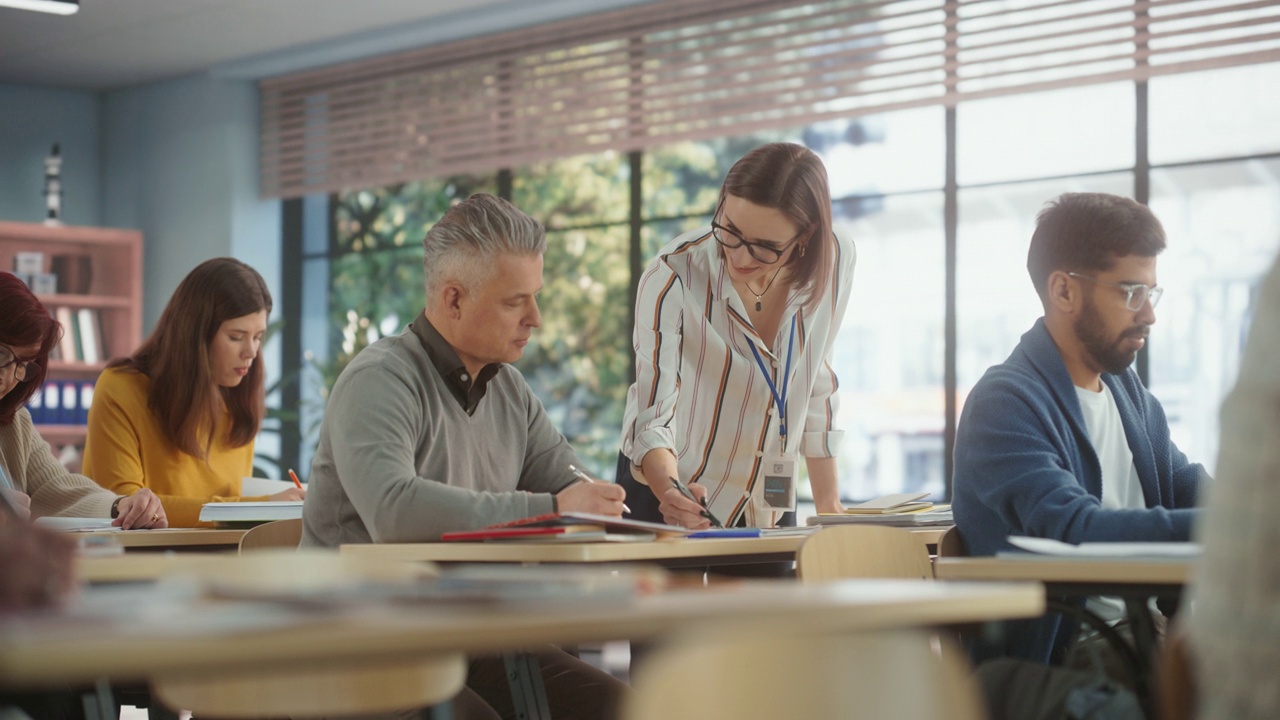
[1067,272,1163,311]
[711,200,803,265]
[0,346,35,383]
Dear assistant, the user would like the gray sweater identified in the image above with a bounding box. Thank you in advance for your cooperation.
[301,313,579,547]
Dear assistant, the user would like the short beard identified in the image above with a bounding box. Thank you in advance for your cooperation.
[1074,298,1148,375]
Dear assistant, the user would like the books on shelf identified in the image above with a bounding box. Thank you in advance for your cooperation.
[47,305,105,364]
[27,380,93,425]
[198,500,304,525]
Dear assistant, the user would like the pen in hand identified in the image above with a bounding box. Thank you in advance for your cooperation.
[287,468,304,490]
[668,476,724,528]
[568,464,632,514]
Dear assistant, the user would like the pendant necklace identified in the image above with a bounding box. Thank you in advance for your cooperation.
[747,267,783,312]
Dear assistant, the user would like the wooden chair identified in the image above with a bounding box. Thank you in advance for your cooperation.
[936,525,967,559]
[624,628,987,720]
[796,525,934,582]
[151,550,457,718]
[1154,625,1196,720]
[237,517,303,553]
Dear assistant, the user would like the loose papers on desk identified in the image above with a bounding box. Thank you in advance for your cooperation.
[1003,536,1201,559]
[807,505,953,527]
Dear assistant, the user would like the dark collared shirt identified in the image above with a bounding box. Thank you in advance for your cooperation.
[410,313,502,415]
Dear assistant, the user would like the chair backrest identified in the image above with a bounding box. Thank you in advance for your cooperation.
[796,525,933,582]
[238,518,303,553]
[936,525,967,559]
[624,628,987,720]
[154,654,467,718]
[1155,625,1196,720]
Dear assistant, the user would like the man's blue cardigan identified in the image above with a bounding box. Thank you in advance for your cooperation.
[952,318,1205,663]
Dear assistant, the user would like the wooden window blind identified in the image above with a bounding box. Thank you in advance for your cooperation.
[260,0,1280,198]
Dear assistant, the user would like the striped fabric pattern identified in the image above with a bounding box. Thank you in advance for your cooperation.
[622,226,856,527]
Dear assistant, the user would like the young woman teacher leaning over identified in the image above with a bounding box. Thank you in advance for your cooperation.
[84,258,304,527]
[619,142,854,530]
[0,273,166,528]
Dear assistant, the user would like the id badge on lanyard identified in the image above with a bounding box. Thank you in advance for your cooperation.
[747,315,798,512]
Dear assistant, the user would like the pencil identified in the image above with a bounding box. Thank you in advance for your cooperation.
[288,469,304,490]
[567,464,632,514]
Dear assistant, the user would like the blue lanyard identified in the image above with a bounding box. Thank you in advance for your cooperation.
[746,314,797,442]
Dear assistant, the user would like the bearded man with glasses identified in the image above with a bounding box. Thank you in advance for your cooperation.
[952,192,1207,665]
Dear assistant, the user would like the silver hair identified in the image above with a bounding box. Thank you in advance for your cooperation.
[423,193,546,302]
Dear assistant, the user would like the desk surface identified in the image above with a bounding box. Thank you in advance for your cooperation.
[77,554,230,584]
[933,556,1190,585]
[74,528,247,550]
[0,578,1043,687]
[341,527,947,567]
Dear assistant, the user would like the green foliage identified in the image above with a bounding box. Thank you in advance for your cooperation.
[322,132,795,478]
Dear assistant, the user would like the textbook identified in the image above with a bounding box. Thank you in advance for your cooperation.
[198,500,304,524]
[478,511,689,538]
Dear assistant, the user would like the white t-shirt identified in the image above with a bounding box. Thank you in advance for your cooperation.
[1075,384,1146,510]
[1076,382,1147,621]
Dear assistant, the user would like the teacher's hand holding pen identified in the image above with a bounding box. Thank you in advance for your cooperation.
[658,477,715,530]
[556,465,628,517]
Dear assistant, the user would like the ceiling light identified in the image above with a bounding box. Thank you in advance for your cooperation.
[0,0,79,14]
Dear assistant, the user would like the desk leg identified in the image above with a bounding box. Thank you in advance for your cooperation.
[504,652,552,720]
[425,700,453,720]
[1125,597,1159,718]
[80,679,114,720]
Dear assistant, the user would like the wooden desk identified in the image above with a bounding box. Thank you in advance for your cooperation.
[934,554,1191,712]
[933,556,1190,593]
[341,527,947,569]
[77,554,228,584]
[0,578,1044,688]
[73,528,247,552]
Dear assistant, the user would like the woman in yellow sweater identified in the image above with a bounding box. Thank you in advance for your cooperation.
[84,258,304,527]
[0,272,165,528]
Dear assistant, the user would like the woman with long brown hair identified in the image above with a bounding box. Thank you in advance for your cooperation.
[84,258,303,527]
[619,142,855,531]
[0,272,165,529]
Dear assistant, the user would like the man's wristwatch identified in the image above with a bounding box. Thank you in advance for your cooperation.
[110,496,123,519]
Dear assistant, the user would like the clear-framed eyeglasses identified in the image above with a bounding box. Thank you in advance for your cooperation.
[710,199,802,265]
[1067,272,1163,311]
[0,346,35,382]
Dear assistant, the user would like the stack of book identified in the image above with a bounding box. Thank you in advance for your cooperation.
[807,492,954,527]
[441,512,688,543]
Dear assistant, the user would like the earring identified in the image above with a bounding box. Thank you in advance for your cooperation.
[798,243,806,257]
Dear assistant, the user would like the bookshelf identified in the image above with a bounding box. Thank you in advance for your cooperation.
[0,221,143,448]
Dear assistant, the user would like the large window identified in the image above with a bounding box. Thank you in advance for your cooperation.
[291,61,1280,500]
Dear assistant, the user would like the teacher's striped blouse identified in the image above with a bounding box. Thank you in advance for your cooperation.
[621,226,856,527]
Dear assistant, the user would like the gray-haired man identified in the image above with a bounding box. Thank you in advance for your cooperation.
[303,193,627,718]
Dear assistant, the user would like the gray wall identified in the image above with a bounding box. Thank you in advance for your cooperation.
[101,73,279,331]
[0,83,101,226]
